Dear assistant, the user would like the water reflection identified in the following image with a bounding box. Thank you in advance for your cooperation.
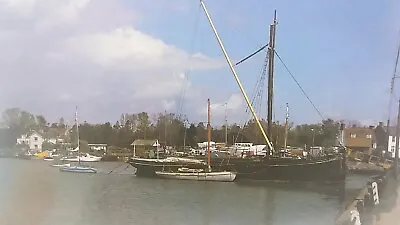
[0,159,373,225]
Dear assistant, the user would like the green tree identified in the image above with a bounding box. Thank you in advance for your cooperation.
[36,115,47,131]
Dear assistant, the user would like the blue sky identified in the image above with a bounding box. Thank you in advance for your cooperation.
[142,0,400,125]
[0,0,399,126]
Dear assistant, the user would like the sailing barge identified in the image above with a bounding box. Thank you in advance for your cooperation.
[130,0,346,182]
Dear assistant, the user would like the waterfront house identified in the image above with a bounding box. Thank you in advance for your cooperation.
[343,126,376,154]
[131,139,160,158]
[16,131,44,152]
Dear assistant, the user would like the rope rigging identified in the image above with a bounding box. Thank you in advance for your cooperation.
[176,4,202,119]
[274,50,326,121]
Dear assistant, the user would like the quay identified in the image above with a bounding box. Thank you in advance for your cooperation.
[336,166,400,225]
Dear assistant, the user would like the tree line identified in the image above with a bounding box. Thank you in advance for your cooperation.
[0,108,342,150]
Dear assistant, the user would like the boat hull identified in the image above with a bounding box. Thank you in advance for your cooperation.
[51,163,71,167]
[130,155,346,182]
[61,156,102,162]
[155,171,236,182]
[59,166,97,173]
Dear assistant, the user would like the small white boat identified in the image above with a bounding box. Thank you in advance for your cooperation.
[62,153,102,162]
[51,163,71,168]
[155,170,236,182]
[60,165,97,173]
[43,156,54,161]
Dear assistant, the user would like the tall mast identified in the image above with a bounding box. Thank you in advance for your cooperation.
[283,103,289,154]
[200,0,274,152]
[75,106,80,164]
[224,103,228,146]
[267,10,277,153]
[207,98,211,172]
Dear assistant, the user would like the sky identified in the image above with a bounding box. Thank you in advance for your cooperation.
[0,0,399,126]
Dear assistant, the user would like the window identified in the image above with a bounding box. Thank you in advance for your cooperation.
[34,137,38,141]
[350,133,356,138]
[366,134,372,139]
[392,146,395,152]
[393,136,396,142]
[34,144,38,149]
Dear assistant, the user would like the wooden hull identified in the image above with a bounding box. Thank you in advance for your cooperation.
[130,154,346,182]
[155,171,236,182]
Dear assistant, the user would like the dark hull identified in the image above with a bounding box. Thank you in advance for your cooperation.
[129,155,346,182]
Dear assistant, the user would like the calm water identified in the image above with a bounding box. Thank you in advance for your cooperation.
[0,158,371,225]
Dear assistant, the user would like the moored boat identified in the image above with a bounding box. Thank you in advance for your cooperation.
[130,154,345,181]
[155,170,236,182]
[130,2,347,182]
[60,165,97,173]
[58,107,97,174]
[61,153,102,162]
[44,156,54,161]
[151,99,237,182]
[51,163,71,168]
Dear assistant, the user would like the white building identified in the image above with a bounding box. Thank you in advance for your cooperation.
[16,131,44,151]
[197,141,216,149]
[88,144,107,153]
[387,135,399,158]
[233,142,253,156]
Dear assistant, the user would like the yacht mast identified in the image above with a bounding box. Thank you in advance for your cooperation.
[207,98,211,172]
[267,11,277,146]
[283,103,289,154]
[200,0,274,151]
[387,37,400,142]
[75,106,80,165]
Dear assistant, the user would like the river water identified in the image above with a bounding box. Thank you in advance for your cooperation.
[0,158,371,225]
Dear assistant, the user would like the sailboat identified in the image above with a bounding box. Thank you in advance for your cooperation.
[155,99,236,182]
[60,107,97,173]
[130,0,346,182]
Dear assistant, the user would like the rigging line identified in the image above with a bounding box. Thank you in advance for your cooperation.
[236,53,268,144]
[245,53,269,113]
[234,44,268,66]
[176,4,202,116]
[274,51,326,120]
[388,34,400,124]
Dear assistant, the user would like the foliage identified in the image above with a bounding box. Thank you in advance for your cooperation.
[0,108,343,149]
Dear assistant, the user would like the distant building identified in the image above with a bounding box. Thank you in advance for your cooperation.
[88,144,107,152]
[234,142,253,155]
[197,141,216,149]
[344,126,376,153]
[16,131,44,152]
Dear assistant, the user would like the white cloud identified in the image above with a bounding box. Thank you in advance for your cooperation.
[62,27,222,71]
[198,93,245,124]
[0,0,223,122]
